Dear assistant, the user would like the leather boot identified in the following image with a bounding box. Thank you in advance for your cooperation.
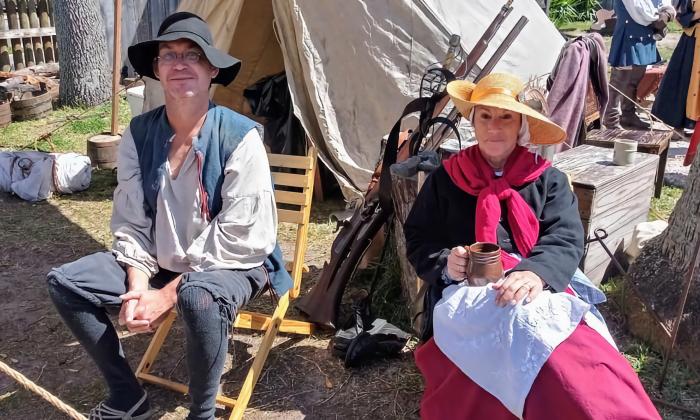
[620,112,651,130]
[620,66,649,130]
[603,69,624,129]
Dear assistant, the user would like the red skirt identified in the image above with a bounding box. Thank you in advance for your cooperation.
[415,322,661,420]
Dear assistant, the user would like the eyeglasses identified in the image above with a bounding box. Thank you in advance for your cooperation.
[155,50,203,65]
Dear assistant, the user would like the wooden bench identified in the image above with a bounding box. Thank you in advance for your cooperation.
[554,145,658,284]
[584,128,671,198]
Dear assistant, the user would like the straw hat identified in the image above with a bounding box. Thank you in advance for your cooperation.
[446,73,566,145]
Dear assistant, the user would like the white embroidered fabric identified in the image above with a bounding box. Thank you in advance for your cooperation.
[433,283,616,419]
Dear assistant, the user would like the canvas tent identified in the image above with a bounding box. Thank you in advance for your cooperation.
[144,0,564,200]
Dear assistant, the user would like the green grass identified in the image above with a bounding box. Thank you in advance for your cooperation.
[650,186,684,221]
[0,96,131,154]
[557,21,593,32]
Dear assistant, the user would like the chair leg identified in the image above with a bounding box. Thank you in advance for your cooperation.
[229,292,290,420]
[135,309,177,379]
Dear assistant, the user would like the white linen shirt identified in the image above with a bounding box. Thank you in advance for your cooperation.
[110,126,277,277]
[621,0,675,26]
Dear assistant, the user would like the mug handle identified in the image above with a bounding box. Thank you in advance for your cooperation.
[463,246,472,283]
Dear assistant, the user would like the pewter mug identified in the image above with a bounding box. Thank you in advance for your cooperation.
[467,242,504,286]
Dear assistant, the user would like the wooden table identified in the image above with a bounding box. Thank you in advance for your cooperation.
[554,145,659,284]
[584,128,671,198]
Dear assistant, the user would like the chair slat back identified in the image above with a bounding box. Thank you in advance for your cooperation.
[267,147,316,297]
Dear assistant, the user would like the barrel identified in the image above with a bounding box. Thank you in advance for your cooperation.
[0,100,10,128]
[11,90,52,121]
[87,133,121,169]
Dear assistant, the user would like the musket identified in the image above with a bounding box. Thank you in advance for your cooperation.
[464,0,514,76]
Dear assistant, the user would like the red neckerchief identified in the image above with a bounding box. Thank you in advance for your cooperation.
[443,145,550,270]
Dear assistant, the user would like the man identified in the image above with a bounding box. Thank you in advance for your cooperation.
[604,0,675,129]
[46,12,291,420]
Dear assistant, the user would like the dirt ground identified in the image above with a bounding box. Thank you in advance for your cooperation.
[1,172,698,420]
[0,177,422,420]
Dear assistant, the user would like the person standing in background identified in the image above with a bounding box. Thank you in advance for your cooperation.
[604,0,675,130]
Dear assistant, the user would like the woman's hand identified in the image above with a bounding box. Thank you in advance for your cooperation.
[493,270,546,306]
[446,246,469,281]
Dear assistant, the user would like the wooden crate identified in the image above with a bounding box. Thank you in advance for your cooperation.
[584,128,671,198]
[554,145,659,284]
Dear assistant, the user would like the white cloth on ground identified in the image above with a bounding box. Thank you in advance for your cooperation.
[433,283,616,419]
[0,151,91,202]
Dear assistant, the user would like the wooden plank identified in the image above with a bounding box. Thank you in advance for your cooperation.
[581,215,643,282]
[267,153,314,170]
[272,171,311,188]
[582,157,657,222]
[137,373,237,408]
[0,27,55,39]
[277,208,304,224]
[6,1,20,30]
[37,0,50,27]
[554,145,658,191]
[585,128,671,154]
[134,309,176,376]
[274,189,307,206]
[229,293,290,420]
[235,311,314,334]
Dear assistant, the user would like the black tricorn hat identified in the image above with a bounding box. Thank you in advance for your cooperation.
[127,12,240,86]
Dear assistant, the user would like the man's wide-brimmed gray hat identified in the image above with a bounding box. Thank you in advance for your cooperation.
[127,12,240,86]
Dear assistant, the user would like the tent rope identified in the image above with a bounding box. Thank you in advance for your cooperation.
[0,359,87,420]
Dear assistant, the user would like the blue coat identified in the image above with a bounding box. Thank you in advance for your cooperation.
[608,0,662,67]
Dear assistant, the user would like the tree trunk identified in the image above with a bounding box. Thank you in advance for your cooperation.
[54,0,111,106]
[628,155,700,367]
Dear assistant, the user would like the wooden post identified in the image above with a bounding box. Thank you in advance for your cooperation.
[26,0,42,66]
[0,6,7,32]
[0,41,10,72]
[7,1,20,30]
[12,38,24,69]
[23,38,34,66]
[111,0,122,135]
[391,174,421,306]
[18,0,30,30]
[28,0,40,28]
[0,7,10,72]
[52,34,57,61]
[33,37,44,64]
[38,0,50,27]
[6,0,24,69]
[43,36,53,62]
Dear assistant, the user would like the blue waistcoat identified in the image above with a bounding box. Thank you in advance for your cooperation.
[128,103,292,296]
[608,0,662,67]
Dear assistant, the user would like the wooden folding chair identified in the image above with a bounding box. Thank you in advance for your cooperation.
[135,147,317,420]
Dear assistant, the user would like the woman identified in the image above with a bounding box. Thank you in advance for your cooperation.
[404,73,660,419]
[652,0,700,165]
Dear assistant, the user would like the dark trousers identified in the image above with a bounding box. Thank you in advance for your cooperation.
[46,252,267,420]
[604,66,647,125]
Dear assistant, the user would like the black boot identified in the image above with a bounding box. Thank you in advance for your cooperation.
[620,112,651,130]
